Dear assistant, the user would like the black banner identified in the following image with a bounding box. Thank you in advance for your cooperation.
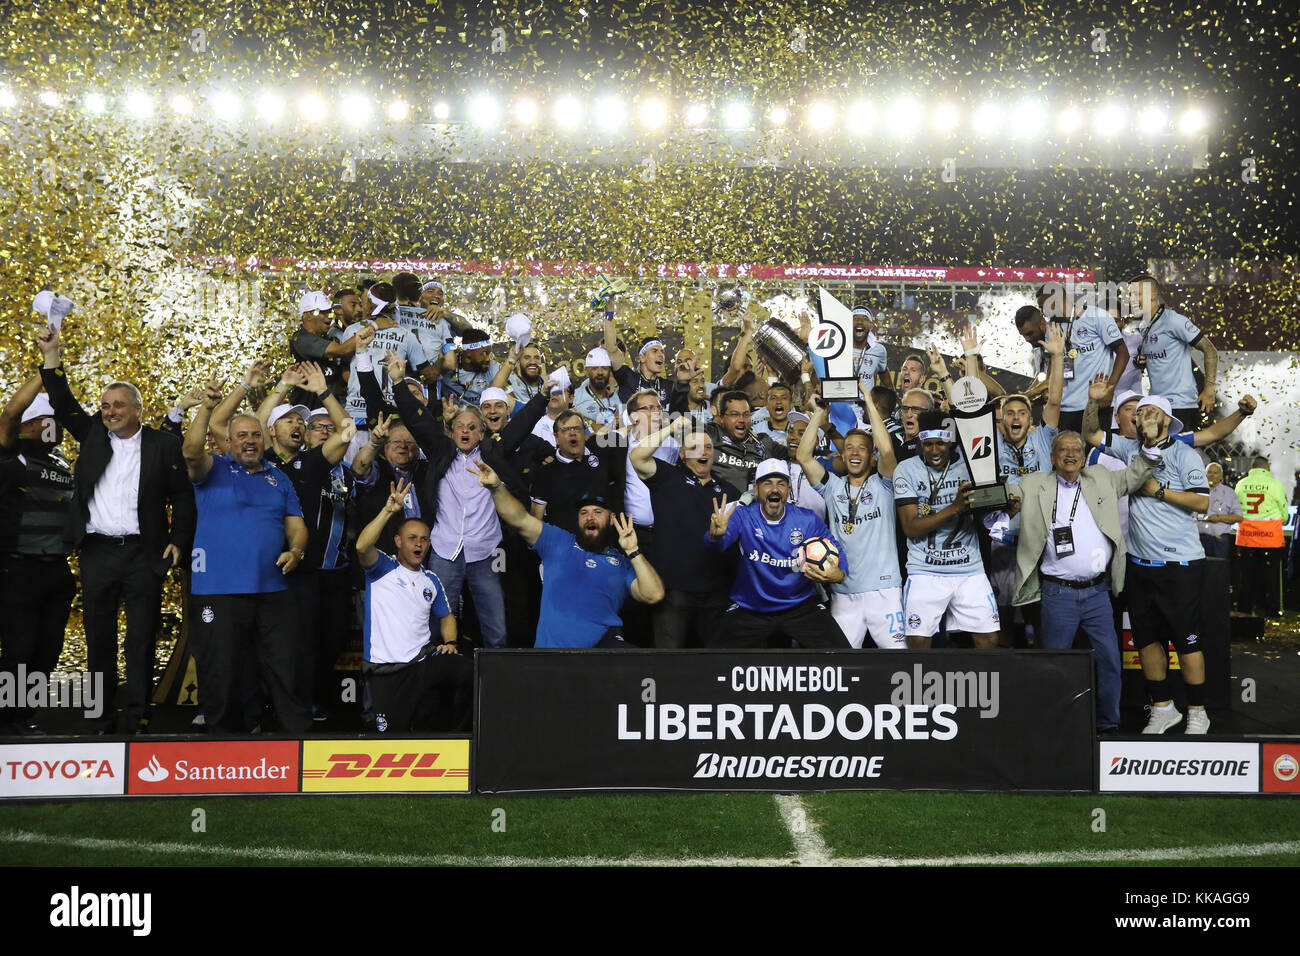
[474,650,1094,793]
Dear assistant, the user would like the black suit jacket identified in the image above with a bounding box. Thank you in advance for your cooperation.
[40,367,197,562]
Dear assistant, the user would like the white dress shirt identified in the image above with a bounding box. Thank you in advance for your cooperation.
[1040,474,1112,581]
[86,427,143,536]
[624,434,678,526]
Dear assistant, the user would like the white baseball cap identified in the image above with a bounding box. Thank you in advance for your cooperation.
[585,347,612,368]
[1114,389,1142,411]
[298,291,331,315]
[307,407,331,421]
[479,387,510,407]
[754,458,790,484]
[268,403,311,428]
[1136,395,1184,438]
[21,393,55,424]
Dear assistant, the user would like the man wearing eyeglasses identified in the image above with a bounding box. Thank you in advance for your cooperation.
[704,390,785,493]
[894,388,935,462]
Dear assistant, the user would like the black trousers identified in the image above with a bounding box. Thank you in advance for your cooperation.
[500,532,542,648]
[1234,545,1284,615]
[80,535,165,730]
[189,591,311,734]
[711,598,851,649]
[619,525,657,648]
[0,554,76,725]
[364,653,473,733]
[652,588,730,648]
[314,567,353,712]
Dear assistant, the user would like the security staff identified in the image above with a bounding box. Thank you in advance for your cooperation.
[0,379,78,734]
[1233,455,1288,616]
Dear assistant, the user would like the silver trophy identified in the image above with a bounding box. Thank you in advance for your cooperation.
[752,319,807,385]
[714,281,745,313]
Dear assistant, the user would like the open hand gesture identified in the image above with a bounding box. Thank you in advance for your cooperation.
[299,361,327,394]
[201,376,225,409]
[1044,322,1066,356]
[280,363,309,389]
[1087,373,1113,405]
[244,359,273,389]
[176,385,206,411]
[612,512,639,554]
[960,321,982,356]
[709,494,732,539]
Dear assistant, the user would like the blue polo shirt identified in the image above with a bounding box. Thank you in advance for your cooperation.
[532,523,637,648]
[192,455,303,595]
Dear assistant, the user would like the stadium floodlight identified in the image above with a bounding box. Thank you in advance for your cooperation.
[554,95,583,129]
[1094,102,1126,134]
[806,101,835,131]
[930,103,959,133]
[684,103,709,127]
[723,102,751,130]
[971,102,1002,135]
[846,100,875,131]
[298,93,328,122]
[0,86,15,109]
[597,96,626,128]
[1137,105,1169,135]
[39,90,62,108]
[83,92,107,115]
[432,100,451,121]
[387,98,410,122]
[768,105,789,126]
[1057,106,1084,134]
[1009,100,1046,137]
[169,94,193,116]
[125,91,155,118]
[638,97,669,129]
[513,97,538,125]
[211,90,240,121]
[471,95,501,127]
[256,92,285,122]
[340,93,371,121]
[1178,106,1207,134]
[884,97,921,136]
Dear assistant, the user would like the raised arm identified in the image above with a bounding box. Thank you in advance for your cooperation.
[212,359,271,451]
[613,513,664,604]
[1193,395,1255,448]
[356,478,409,568]
[256,363,308,430]
[471,459,544,546]
[1081,376,1109,449]
[1042,322,1065,430]
[350,412,391,481]
[797,404,829,485]
[0,373,44,449]
[602,296,625,371]
[925,344,955,403]
[183,377,223,482]
[36,326,93,442]
[860,383,898,479]
[301,361,355,465]
[719,315,754,388]
[391,356,452,460]
[1196,336,1219,416]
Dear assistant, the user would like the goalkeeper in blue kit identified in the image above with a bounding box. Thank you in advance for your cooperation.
[703,459,850,648]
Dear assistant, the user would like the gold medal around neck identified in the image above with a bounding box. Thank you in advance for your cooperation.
[1067,348,1079,358]
[842,522,855,534]
[919,503,932,516]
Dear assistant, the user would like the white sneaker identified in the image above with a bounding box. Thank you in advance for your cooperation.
[1185,709,1211,735]
[1142,705,1183,734]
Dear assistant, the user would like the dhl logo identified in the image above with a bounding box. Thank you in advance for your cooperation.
[302,752,469,779]
[300,740,470,792]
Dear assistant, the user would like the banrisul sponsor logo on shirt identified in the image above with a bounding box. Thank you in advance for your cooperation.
[474,650,1093,793]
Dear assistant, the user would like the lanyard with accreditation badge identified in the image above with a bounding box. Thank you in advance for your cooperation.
[1051,482,1083,557]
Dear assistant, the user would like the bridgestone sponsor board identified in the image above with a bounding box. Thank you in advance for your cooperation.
[1099,741,1260,793]
[474,650,1094,793]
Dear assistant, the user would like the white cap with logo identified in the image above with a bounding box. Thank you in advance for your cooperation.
[268,403,312,428]
[754,458,790,484]
[298,291,332,315]
[21,393,55,424]
[585,347,612,368]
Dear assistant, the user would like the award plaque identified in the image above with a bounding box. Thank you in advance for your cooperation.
[949,376,1008,510]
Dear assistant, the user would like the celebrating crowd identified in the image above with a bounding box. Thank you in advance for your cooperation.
[0,272,1285,739]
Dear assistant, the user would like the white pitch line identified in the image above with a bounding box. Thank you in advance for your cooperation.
[772,793,831,866]
[1,829,1297,868]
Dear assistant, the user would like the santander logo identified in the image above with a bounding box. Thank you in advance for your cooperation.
[137,755,168,783]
